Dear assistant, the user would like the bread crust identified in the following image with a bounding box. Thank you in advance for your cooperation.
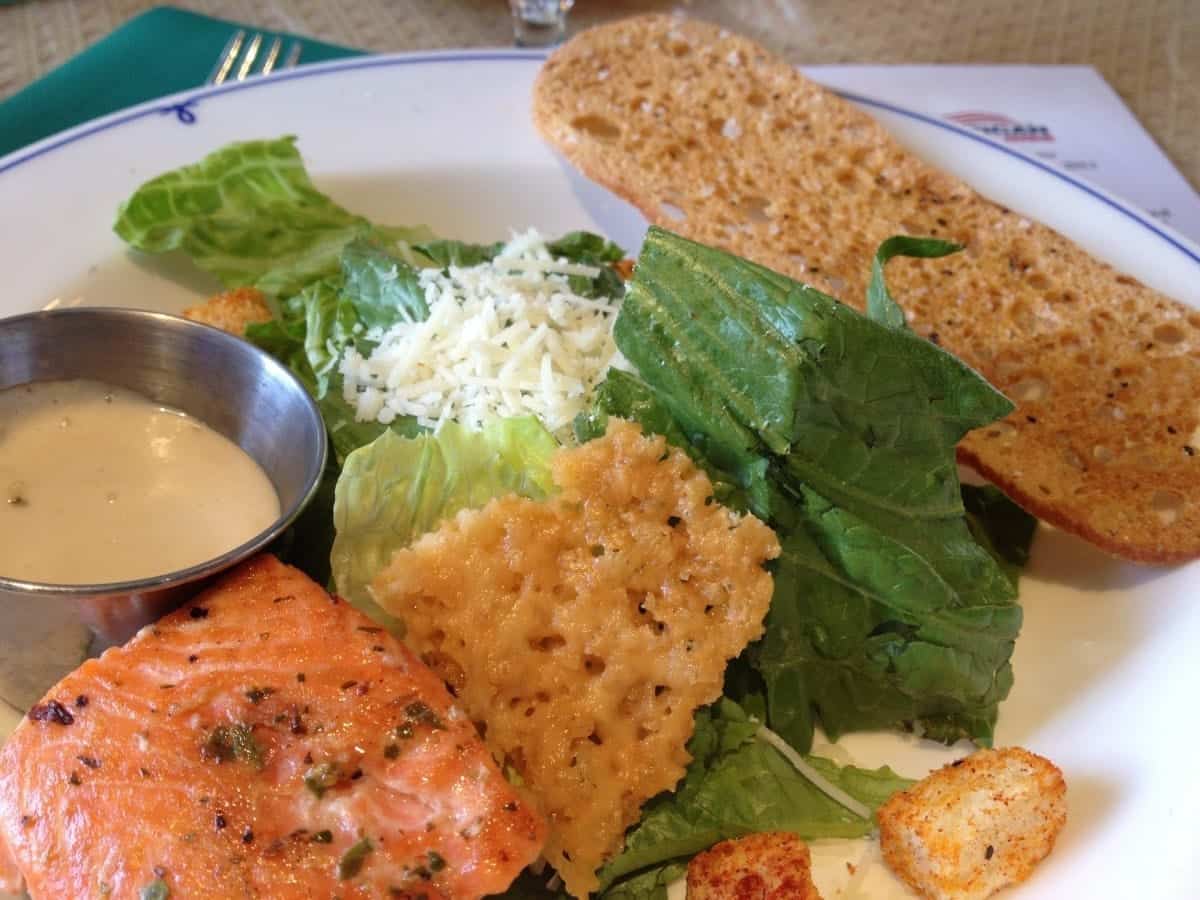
[533,14,1200,563]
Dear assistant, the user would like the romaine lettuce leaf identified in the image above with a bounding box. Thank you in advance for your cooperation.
[544,230,627,299]
[866,235,963,329]
[244,238,430,461]
[962,483,1038,584]
[595,699,910,897]
[340,237,431,328]
[545,230,625,264]
[415,238,505,268]
[494,699,910,900]
[330,418,558,629]
[595,227,1023,751]
[113,137,434,298]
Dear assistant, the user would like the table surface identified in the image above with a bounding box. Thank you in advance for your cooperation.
[2,0,1197,192]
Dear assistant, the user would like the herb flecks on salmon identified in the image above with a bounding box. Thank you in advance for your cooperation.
[0,555,545,899]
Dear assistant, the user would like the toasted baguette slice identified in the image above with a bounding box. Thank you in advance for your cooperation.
[533,14,1200,563]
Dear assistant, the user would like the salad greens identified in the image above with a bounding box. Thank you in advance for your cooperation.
[499,700,911,900]
[331,418,558,629]
[114,138,1038,900]
[114,136,626,577]
[594,700,910,894]
[114,136,435,298]
[585,227,1026,752]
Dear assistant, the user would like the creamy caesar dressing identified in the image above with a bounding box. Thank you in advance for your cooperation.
[0,379,280,584]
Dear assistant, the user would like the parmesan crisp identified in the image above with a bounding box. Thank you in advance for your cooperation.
[371,419,780,896]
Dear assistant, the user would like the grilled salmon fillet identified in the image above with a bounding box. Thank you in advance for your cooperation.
[0,555,545,899]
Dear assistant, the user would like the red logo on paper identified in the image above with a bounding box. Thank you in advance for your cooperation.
[945,110,1054,142]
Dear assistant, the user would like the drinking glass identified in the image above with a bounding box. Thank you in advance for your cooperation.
[509,0,575,47]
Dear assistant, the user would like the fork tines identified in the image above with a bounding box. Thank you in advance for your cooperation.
[209,30,302,85]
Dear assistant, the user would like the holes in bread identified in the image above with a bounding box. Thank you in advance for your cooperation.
[1011,377,1048,404]
[569,114,620,141]
[583,655,606,676]
[531,634,566,652]
[984,421,1016,440]
[835,167,858,188]
[746,90,767,107]
[1153,323,1186,344]
[740,195,772,224]
[659,200,687,222]
[1059,328,1083,348]
[1151,489,1184,525]
[1062,447,1087,471]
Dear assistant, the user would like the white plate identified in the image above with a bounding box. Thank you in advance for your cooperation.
[1,51,1198,899]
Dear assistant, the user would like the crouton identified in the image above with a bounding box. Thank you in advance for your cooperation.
[877,747,1067,900]
[687,832,822,900]
[182,286,272,336]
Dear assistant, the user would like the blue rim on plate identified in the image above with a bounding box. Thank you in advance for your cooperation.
[1,49,1198,271]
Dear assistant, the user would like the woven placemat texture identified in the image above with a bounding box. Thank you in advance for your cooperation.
[1,0,1196,189]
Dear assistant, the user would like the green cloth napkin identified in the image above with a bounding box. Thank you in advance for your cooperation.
[0,6,363,159]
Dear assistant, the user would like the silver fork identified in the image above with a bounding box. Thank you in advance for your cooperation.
[208,31,303,85]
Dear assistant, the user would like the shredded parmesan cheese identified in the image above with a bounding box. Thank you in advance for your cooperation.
[339,229,626,437]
